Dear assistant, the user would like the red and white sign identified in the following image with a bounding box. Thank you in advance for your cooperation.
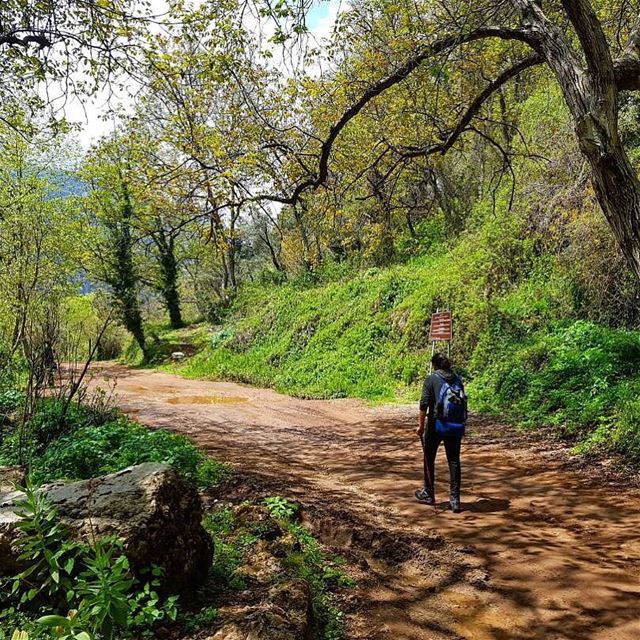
[429,311,453,341]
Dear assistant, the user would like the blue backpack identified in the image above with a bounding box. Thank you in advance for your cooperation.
[435,373,467,437]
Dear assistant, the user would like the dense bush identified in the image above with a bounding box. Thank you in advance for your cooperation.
[0,404,229,488]
[469,321,640,462]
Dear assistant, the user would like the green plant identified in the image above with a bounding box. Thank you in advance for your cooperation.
[127,568,179,629]
[180,606,219,633]
[67,540,178,639]
[282,523,351,640]
[73,537,133,640]
[10,479,78,606]
[26,401,91,455]
[202,508,246,591]
[197,458,231,488]
[0,388,23,414]
[0,610,48,640]
[7,489,180,640]
[0,416,230,489]
[262,496,297,521]
[37,611,91,640]
[260,499,353,640]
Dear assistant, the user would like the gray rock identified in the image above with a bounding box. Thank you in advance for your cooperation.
[0,463,212,591]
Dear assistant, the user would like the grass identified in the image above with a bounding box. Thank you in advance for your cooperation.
[180,256,446,402]
[160,234,640,464]
[121,321,211,367]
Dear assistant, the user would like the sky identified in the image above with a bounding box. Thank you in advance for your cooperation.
[64,0,341,147]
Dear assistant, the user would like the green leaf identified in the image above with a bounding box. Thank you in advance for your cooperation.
[37,614,71,627]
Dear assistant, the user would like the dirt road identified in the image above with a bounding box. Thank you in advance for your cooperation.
[92,364,640,640]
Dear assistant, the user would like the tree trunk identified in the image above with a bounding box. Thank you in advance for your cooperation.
[579,139,640,280]
[513,0,640,279]
[543,29,640,279]
[406,208,417,239]
[368,167,395,265]
[260,224,285,273]
[111,178,148,359]
[154,231,184,329]
[293,202,313,270]
[224,241,237,290]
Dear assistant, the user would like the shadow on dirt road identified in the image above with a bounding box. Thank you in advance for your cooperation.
[90,364,640,640]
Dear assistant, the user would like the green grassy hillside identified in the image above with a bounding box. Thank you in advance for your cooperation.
[167,208,640,465]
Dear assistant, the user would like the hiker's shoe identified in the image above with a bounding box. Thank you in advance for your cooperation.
[415,488,435,505]
[449,496,461,513]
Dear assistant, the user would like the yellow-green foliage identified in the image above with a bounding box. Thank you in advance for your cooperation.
[181,205,557,400]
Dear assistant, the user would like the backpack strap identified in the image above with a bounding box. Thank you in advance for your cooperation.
[436,375,450,414]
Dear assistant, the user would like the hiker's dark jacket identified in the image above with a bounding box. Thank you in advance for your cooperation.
[419,370,462,433]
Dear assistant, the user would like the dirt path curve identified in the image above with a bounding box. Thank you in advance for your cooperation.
[92,364,640,640]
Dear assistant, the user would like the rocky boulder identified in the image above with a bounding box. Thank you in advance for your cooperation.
[0,463,212,591]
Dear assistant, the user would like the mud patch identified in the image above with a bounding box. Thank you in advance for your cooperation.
[166,395,248,405]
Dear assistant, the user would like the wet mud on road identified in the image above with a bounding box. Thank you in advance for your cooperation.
[91,364,640,640]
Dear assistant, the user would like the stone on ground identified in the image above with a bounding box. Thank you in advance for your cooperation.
[0,462,212,590]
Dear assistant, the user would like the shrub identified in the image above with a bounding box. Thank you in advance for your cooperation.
[469,320,640,457]
[26,418,229,488]
[0,410,230,489]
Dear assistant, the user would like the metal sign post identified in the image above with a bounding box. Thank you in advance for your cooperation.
[428,309,453,372]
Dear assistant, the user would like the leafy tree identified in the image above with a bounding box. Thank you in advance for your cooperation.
[0,113,83,355]
[83,133,149,359]
[0,0,153,123]
[257,0,640,281]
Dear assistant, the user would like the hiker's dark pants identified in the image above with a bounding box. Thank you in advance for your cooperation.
[422,432,462,500]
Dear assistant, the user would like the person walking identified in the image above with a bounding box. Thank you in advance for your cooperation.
[415,353,467,513]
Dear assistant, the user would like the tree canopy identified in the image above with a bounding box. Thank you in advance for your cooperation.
[3,0,640,355]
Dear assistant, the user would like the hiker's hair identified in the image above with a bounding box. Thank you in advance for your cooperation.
[431,353,452,371]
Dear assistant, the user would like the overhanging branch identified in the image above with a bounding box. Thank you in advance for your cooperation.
[399,52,544,159]
[276,25,537,205]
[0,30,51,49]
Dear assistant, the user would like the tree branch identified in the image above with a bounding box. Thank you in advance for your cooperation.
[560,0,615,86]
[258,25,539,206]
[0,30,52,50]
[296,26,537,203]
[399,52,544,159]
